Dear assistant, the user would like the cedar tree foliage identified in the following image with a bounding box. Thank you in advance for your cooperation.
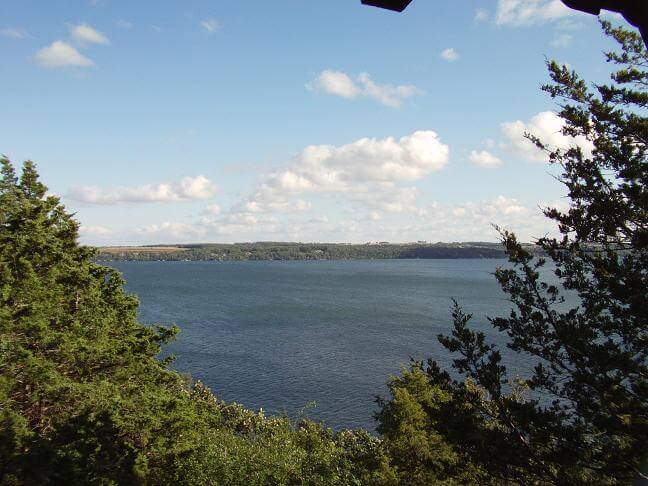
[377,21,647,485]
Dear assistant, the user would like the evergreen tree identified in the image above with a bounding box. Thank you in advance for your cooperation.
[0,157,195,482]
[0,158,387,485]
[377,22,647,485]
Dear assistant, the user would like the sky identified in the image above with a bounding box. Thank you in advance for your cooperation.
[0,0,631,245]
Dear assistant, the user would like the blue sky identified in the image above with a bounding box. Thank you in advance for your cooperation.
[0,0,628,244]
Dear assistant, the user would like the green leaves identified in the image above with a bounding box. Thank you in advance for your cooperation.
[377,22,648,485]
[0,159,390,485]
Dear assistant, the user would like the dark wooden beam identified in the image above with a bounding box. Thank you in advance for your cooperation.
[360,0,648,46]
[561,0,647,45]
[361,0,413,13]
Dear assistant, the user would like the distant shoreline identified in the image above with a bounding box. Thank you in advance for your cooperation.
[97,242,535,262]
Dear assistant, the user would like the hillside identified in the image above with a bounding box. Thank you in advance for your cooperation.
[97,242,529,262]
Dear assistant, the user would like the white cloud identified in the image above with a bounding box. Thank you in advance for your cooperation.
[1,27,27,39]
[309,215,329,224]
[233,196,312,215]
[268,131,449,188]
[495,0,572,26]
[469,150,503,168]
[178,175,216,199]
[34,41,94,68]
[69,175,217,204]
[124,193,562,245]
[474,8,490,22]
[357,73,420,108]
[501,111,593,162]
[138,222,208,240]
[138,213,285,242]
[233,131,449,220]
[352,185,423,215]
[200,19,221,34]
[485,195,528,215]
[307,70,421,108]
[308,70,360,99]
[550,33,573,47]
[69,23,110,45]
[410,195,560,242]
[440,48,459,61]
[79,225,112,236]
[202,204,222,216]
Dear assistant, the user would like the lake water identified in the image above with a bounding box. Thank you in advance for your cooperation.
[111,259,528,431]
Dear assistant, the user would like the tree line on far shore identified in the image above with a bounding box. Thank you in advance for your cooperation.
[98,242,516,262]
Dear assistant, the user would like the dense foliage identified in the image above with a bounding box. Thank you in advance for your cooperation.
[98,242,510,262]
[376,21,647,485]
[0,158,397,484]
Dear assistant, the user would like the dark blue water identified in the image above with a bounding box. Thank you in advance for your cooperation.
[111,259,527,430]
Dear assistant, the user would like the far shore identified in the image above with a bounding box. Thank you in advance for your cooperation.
[96,241,534,262]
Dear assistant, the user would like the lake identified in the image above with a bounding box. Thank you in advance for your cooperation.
[111,259,526,431]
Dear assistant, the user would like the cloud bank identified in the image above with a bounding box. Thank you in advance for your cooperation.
[69,176,217,204]
[235,130,449,216]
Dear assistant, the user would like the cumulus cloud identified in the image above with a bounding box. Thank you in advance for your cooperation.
[351,185,423,215]
[69,23,110,44]
[440,48,459,61]
[469,150,503,168]
[495,0,572,26]
[307,70,421,108]
[501,111,593,162]
[200,19,221,33]
[34,41,94,68]
[232,131,449,220]
[1,27,27,39]
[308,70,360,99]
[69,176,217,204]
[481,195,528,215]
[267,131,448,189]
[357,73,420,107]
[79,225,113,236]
[202,204,222,216]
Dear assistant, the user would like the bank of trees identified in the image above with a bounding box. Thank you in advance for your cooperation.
[98,242,508,262]
[1,21,645,485]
